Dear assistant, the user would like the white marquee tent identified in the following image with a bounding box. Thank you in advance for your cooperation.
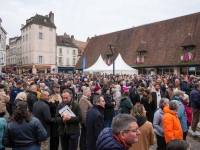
[104,53,138,75]
[83,55,108,73]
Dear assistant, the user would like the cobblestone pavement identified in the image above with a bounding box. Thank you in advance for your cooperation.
[4,111,200,150]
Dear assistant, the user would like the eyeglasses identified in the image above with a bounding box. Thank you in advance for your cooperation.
[124,128,139,133]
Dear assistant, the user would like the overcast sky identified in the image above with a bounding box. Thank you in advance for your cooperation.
[0,0,200,43]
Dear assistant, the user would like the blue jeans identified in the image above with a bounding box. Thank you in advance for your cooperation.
[104,118,113,128]
[13,145,40,150]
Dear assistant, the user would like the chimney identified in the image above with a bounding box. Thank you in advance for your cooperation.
[71,35,74,42]
[49,11,54,23]
[26,19,28,24]
[64,32,67,37]
[21,24,24,29]
[87,37,90,42]
[0,18,2,29]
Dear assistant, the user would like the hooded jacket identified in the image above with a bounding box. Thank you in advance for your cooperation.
[120,96,133,114]
[163,106,183,143]
[96,128,129,150]
[190,89,200,110]
[153,108,164,137]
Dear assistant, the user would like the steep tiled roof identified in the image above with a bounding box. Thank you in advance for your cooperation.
[57,36,78,48]
[21,14,56,30]
[136,41,147,52]
[75,12,200,69]
[182,34,196,47]
[73,39,87,51]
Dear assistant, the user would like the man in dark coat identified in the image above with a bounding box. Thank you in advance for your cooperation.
[27,85,38,112]
[33,91,55,150]
[86,95,105,150]
[96,114,140,150]
[129,84,140,106]
[60,81,75,100]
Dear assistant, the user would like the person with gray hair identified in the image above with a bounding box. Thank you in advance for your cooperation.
[153,98,169,150]
[96,114,140,150]
[79,87,92,150]
[86,95,105,150]
[163,100,183,143]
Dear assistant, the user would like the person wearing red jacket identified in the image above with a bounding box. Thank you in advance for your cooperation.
[182,94,192,127]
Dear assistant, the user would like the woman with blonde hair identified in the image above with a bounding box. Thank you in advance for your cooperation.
[141,89,157,123]
[130,104,155,150]
[14,92,27,108]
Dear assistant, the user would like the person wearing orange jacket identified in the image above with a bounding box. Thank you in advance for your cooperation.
[163,100,183,143]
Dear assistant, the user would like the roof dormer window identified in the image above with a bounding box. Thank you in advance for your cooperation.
[44,19,47,22]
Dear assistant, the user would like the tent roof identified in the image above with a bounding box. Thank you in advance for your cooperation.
[105,53,137,71]
[84,55,108,71]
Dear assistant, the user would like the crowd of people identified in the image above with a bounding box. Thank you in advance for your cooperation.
[0,72,199,150]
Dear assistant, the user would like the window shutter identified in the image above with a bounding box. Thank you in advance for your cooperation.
[42,33,44,40]
[38,32,40,39]
[43,56,45,63]
[38,56,39,63]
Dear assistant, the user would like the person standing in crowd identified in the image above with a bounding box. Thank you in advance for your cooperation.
[33,91,55,150]
[112,85,121,116]
[164,83,175,100]
[120,87,133,114]
[13,92,27,110]
[60,81,76,100]
[187,77,195,96]
[86,95,105,150]
[190,83,200,136]
[173,90,188,140]
[40,83,50,93]
[96,114,140,150]
[166,139,190,150]
[90,86,101,104]
[153,83,164,108]
[48,83,62,150]
[163,100,183,143]
[79,87,92,150]
[129,84,139,106]
[140,89,157,123]
[0,112,6,150]
[153,98,169,150]
[55,89,82,150]
[27,85,38,113]
[0,84,10,117]
[182,94,192,128]
[103,88,115,127]
[130,104,155,150]
[2,101,47,150]
[10,81,23,115]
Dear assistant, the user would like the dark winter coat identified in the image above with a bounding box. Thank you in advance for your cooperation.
[2,117,47,149]
[141,95,157,123]
[96,128,129,150]
[187,82,195,95]
[33,99,55,137]
[55,101,82,136]
[180,81,188,93]
[103,94,115,119]
[120,96,133,114]
[49,101,60,137]
[27,91,38,112]
[190,89,200,110]
[10,86,23,104]
[86,105,105,150]
[129,88,140,105]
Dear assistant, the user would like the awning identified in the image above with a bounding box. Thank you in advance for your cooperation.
[26,69,31,72]
[37,68,45,71]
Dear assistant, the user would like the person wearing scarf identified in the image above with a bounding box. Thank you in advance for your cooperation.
[130,104,155,150]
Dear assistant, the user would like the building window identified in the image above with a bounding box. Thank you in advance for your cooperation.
[66,58,69,65]
[26,28,28,31]
[49,34,53,41]
[29,32,31,40]
[39,32,43,39]
[49,57,53,64]
[66,49,69,54]
[29,26,31,29]
[39,26,42,29]
[26,45,28,52]
[44,19,47,22]
[26,34,28,41]
[59,57,62,64]
[49,28,52,31]
[73,58,76,65]
[59,48,62,54]
[49,45,53,52]
[39,44,43,51]
[23,36,25,42]
[38,56,43,63]
[73,50,76,55]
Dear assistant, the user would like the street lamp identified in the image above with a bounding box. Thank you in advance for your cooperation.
[108,44,117,75]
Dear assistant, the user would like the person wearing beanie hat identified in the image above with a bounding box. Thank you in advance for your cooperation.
[90,86,101,104]
[0,84,10,117]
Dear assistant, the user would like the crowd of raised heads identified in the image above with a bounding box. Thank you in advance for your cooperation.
[0,72,199,150]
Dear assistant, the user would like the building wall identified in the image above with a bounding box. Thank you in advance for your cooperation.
[56,46,78,67]
[0,24,7,66]
[21,24,56,72]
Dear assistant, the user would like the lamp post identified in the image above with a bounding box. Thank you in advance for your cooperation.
[108,44,117,75]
